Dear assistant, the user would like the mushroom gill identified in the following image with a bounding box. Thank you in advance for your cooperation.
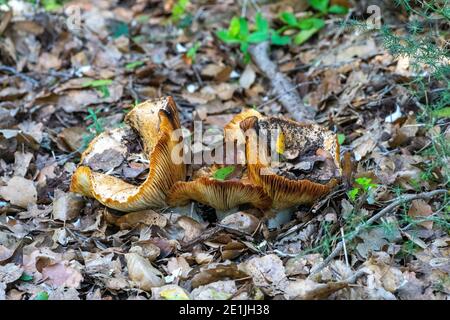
[166,169,272,211]
[70,97,186,212]
[240,116,341,210]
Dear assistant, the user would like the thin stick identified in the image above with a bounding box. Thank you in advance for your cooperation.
[308,189,448,277]
[340,227,349,268]
[249,42,316,122]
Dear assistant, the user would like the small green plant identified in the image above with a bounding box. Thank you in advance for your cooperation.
[35,291,49,300]
[337,133,346,145]
[278,1,348,45]
[348,177,378,203]
[309,0,349,15]
[213,166,235,181]
[217,12,290,62]
[83,79,113,98]
[185,41,201,63]
[318,220,334,256]
[171,0,190,24]
[279,13,325,45]
[26,0,67,11]
[125,61,145,71]
[82,108,105,148]
[19,272,33,282]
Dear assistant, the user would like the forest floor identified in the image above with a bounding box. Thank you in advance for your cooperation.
[0,0,448,300]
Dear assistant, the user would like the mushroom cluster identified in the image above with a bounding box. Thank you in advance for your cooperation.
[70,97,341,214]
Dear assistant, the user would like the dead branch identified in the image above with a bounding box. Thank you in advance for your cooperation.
[308,189,448,277]
[249,42,316,122]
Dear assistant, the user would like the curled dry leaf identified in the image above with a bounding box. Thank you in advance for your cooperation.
[191,280,237,300]
[13,151,33,177]
[70,97,186,212]
[0,176,37,208]
[130,241,161,262]
[41,262,83,288]
[0,263,24,284]
[173,216,204,243]
[105,209,167,230]
[239,64,256,90]
[285,279,348,300]
[190,263,248,289]
[220,211,260,234]
[52,190,85,222]
[239,254,288,296]
[408,199,434,230]
[125,253,164,291]
[166,256,192,280]
[221,241,247,260]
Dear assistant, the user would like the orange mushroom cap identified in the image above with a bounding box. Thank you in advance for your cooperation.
[70,97,186,212]
[241,116,341,210]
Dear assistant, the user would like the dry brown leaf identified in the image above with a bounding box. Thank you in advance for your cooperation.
[220,211,260,234]
[239,64,256,89]
[41,262,83,288]
[191,263,247,289]
[125,253,164,291]
[52,190,84,222]
[191,280,237,300]
[408,199,434,230]
[239,254,288,296]
[0,176,37,208]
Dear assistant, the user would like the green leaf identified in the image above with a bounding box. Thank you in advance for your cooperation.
[280,12,298,27]
[83,79,113,88]
[240,41,249,54]
[186,42,201,60]
[213,166,235,180]
[337,133,345,145]
[171,0,190,22]
[348,188,359,202]
[255,12,269,33]
[42,0,62,11]
[432,107,450,118]
[228,16,241,37]
[110,21,129,39]
[309,0,329,13]
[19,272,33,282]
[216,30,240,43]
[35,291,49,300]
[294,28,320,45]
[98,86,110,99]
[328,4,349,14]
[355,177,377,191]
[125,61,145,70]
[297,18,325,30]
[271,32,291,46]
[248,31,270,43]
[239,17,249,38]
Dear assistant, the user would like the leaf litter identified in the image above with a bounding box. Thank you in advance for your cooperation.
[0,0,448,300]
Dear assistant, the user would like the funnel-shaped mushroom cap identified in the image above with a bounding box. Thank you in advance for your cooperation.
[242,116,341,210]
[70,97,186,212]
[167,176,272,211]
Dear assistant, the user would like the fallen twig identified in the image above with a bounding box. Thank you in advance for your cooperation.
[0,65,39,87]
[249,42,316,122]
[308,189,448,277]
